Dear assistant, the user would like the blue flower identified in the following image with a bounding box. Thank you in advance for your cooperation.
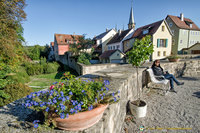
[34,123,39,128]
[69,91,73,95]
[55,110,58,112]
[101,88,104,91]
[114,97,117,102]
[80,101,83,105]
[70,108,74,114]
[81,90,85,93]
[104,80,110,86]
[33,120,40,124]
[53,82,58,85]
[106,87,109,91]
[75,110,78,114]
[88,105,93,111]
[60,113,65,119]
[27,95,32,99]
[60,91,64,97]
[103,93,105,96]
[118,90,120,93]
[66,113,69,118]
[118,96,120,98]
[62,97,66,102]
[66,96,69,100]
[112,93,115,97]
[101,96,104,100]
[95,98,98,103]
[45,107,49,112]
[53,99,57,103]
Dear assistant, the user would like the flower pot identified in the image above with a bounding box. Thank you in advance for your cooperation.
[129,100,147,118]
[168,58,180,62]
[54,104,108,131]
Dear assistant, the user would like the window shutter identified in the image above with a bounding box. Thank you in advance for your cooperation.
[157,39,160,47]
[166,39,168,47]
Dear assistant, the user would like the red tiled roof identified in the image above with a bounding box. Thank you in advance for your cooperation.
[131,20,163,39]
[99,50,118,59]
[167,15,200,31]
[55,34,83,45]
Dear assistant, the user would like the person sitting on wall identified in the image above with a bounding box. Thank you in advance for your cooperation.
[151,59,184,93]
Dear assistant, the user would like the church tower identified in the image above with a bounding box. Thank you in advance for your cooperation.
[128,3,135,30]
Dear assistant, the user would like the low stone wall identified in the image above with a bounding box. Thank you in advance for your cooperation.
[178,54,200,59]
[0,59,199,133]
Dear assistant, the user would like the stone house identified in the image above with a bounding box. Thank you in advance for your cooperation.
[165,13,200,54]
[182,43,200,54]
[99,49,125,63]
[48,42,55,61]
[123,20,173,61]
[54,34,82,62]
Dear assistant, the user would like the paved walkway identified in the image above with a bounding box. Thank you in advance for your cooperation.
[122,76,200,133]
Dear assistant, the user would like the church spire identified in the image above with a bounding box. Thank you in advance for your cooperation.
[128,1,135,29]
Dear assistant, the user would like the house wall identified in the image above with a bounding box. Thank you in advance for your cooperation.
[102,30,116,53]
[166,16,200,54]
[123,38,135,52]
[184,44,200,54]
[152,21,172,60]
[109,51,125,62]
[107,42,121,51]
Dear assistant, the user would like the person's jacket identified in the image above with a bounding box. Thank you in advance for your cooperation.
[152,66,164,76]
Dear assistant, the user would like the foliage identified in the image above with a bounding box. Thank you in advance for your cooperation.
[23,72,120,128]
[77,52,91,65]
[167,55,180,59]
[6,66,30,84]
[24,60,59,76]
[127,35,154,67]
[0,83,33,107]
[127,35,153,103]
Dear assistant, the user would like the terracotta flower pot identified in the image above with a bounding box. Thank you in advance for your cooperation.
[54,104,108,131]
[168,58,180,62]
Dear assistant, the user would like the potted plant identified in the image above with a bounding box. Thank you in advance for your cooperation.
[127,35,154,118]
[167,54,180,62]
[23,72,119,130]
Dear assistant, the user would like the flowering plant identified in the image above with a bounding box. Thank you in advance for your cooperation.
[24,72,120,128]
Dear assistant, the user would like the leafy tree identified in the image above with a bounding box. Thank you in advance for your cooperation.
[0,0,26,89]
[127,35,154,101]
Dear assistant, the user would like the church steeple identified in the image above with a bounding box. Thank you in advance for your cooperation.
[128,1,135,29]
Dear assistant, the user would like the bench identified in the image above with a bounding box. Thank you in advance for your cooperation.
[146,68,170,95]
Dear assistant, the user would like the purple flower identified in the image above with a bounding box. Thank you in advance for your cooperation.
[69,91,73,95]
[118,96,120,98]
[45,107,49,112]
[70,108,74,114]
[80,101,83,105]
[104,80,110,85]
[60,113,65,119]
[55,110,58,112]
[33,120,40,124]
[114,97,117,102]
[66,96,69,100]
[60,91,64,97]
[53,82,58,85]
[34,123,39,128]
[106,87,109,91]
[112,93,115,97]
[82,90,85,93]
[101,88,104,91]
[103,93,105,96]
[75,110,78,114]
[95,98,98,103]
[27,95,32,99]
[62,97,66,102]
[101,96,103,100]
[66,113,69,118]
[53,99,57,103]
[88,105,93,111]
[118,90,120,93]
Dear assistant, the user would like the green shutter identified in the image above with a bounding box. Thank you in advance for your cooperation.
[157,39,160,47]
[166,39,168,47]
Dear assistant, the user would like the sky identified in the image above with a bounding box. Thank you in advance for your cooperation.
[23,0,200,46]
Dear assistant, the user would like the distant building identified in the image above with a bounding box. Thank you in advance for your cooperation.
[107,29,134,52]
[182,43,200,54]
[99,49,125,63]
[124,20,173,60]
[48,42,55,61]
[165,13,200,54]
[93,29,117,54]
[54,34,82,62]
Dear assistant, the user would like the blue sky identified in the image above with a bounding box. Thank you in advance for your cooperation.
[23,0,200,46]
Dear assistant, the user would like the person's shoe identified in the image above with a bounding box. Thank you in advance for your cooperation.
[169,88,177,93]
[177,82,184,86]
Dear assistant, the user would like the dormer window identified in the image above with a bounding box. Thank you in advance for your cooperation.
[143,29,149,34]
[190,24,192,28]
[162,26,165,31]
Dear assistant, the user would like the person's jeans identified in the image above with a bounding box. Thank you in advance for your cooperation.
[164,74,179,89]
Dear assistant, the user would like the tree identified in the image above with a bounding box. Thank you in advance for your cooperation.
[0,0,26,89]
[127,35,154,102]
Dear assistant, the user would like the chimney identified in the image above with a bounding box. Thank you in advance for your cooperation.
[180,13,184,21]
[106,28,108,32]
[118,29,122,35]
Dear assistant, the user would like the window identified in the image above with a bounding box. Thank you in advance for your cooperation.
[180,40,182,44]
[113,46,115,49]
[157,39,168,47]
[169,23,173,27]
[143,29,149,34]
[163,51,166,56]
[157,51,160,57]
[162,26,165,31]
[117,54,119,56]
[117,45,120,49]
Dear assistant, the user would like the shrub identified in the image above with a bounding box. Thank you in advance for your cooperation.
[6,66,30,83]
[44,62,59,74]
[0,83,33,107]
[78,53,91,65]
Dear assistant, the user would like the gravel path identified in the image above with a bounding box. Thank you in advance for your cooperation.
[122,76,200,133]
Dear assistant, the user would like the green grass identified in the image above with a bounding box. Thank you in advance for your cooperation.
[27,72,66,91]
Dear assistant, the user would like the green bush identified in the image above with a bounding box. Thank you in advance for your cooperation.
[0,83,33,107]
[6,66,30,83]
[45,62,59,74]
[78,53,91,65]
